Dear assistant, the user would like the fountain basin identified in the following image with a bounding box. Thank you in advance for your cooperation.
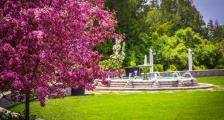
[94,75,213,91]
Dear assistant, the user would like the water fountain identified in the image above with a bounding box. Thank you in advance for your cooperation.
[94,49,213,91]
[138,55,150,80]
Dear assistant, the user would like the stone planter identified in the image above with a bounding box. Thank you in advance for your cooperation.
[71,88,85,96]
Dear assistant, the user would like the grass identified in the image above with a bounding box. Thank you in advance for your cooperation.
[197,76,224,90]
[10,76,224,120]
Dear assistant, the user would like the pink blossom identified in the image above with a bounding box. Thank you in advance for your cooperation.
[32,30,44,40]
[0,0,121,106]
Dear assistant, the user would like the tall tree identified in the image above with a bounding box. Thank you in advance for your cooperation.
[104,0,150,66]
[0,0,120,119]
[213,20,224,41]
[207,20,215,39]
[160,0,206,36]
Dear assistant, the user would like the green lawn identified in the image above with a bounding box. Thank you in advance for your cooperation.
[10,76,224,120]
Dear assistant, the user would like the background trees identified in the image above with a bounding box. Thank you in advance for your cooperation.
[100,0,224,71]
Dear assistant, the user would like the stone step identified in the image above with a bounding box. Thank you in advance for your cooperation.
[110,85,125,87]
[110,83,125,85]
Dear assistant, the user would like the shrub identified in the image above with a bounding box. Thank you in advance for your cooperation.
[167,64,177,71]
[154,64,164,72]
[140,67,150,73]
[129,61,137,68]
[215,65,224,69]
[193,65,207,70]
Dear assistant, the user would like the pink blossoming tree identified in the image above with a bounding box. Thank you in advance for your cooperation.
[0,0,121,119]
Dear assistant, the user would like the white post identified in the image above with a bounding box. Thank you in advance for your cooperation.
[188,49,193,71]
[149,49,154,73]
[144,55,147,65]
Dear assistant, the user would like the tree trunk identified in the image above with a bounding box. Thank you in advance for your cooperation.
[25,93,30,120]
[24,59,39,120]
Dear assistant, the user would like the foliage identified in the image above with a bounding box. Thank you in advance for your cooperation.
[160,0,206,36]
[151,27,218,71]
[104,0,150,66]
[140,66,149,73]
[95,39,115,60]
[0,0,120,106]
[193,65,207,70]
[102,0,224,70]
[215,65,224,69]
[207,20,224,41]
[167,64,177,72]
[154,64,164,72]
[145,9,176,36]
[129,60,137,68]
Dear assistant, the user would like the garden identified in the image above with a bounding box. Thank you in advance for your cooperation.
[0,0,224,120]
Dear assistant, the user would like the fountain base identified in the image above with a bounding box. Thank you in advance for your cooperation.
[94,77,213,91]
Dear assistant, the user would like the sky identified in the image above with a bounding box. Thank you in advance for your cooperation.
[193,0,224,25]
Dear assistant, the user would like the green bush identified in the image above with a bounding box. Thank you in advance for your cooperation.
[166,64,177,71]
[215,65,224,69]
[193,65,207,70]
[140,66,149,73]
[154,64,164,72]
[129,60,137,68]
[217,57,224,66]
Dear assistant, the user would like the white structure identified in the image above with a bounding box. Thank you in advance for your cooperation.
[144,55,147,65]
[188,49,193,71]
[149,49,155,73]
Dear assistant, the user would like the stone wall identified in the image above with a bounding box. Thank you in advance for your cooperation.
[155,69,224,77]
[0,92,19,108]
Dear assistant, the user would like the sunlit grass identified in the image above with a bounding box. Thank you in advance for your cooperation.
[10,76,224,120]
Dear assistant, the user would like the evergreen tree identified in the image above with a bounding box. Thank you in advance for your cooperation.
[207,20,215,39]
[160,0,206,36]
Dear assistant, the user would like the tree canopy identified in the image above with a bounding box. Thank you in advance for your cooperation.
[0,0,120,107]
[100,0,224,70]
